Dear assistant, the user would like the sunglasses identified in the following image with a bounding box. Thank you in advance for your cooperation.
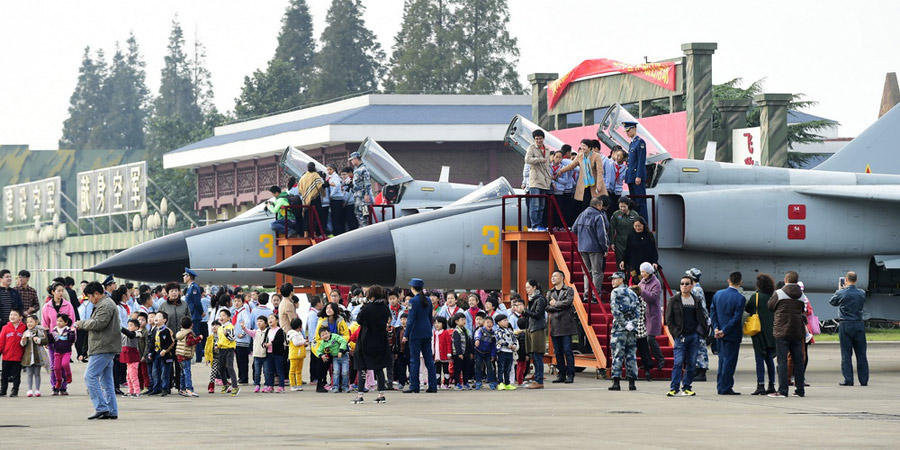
[680,282,692,286]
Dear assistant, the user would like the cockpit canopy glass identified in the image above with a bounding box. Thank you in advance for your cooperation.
[449,177,514,206]
[504,115,568,157]
[280,146,328,179]
[597,104,671,163]
[357,137,414,186]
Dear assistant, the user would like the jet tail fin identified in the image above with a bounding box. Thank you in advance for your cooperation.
[813,104,900,175]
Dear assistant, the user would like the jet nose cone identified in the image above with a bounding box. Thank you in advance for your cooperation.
[88,232,190,283]
[266,223,397,286]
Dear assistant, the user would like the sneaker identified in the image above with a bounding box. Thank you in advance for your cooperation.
[52,390,60,396]
[768,392,787,398]
[295,386,304,391]
[374,396,386,404]
[190,390,200,398]
[454,384,463,391]
[497,383,507,390]
[231,387,241,397]
[681,389,696,396]
[351,396,365,404]
[463,384,473,390]
[208,387,215,394]
[474,384,482,390]
[132,393,140,398]
[26,390,33,397]
[254,385,260,393]
[221,385,229,394]
[489,384,497,390]
[666,390,678,397]
[792,391,805,397]
[60,390,68,396]
[505,384,517,390]
[276,387,284,393]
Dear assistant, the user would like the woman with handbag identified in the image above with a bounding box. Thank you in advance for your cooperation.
[745,274,776,395]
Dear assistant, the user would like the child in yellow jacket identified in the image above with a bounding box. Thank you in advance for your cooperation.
[287,318,307,391]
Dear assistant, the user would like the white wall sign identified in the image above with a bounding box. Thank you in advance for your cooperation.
[732,127,762,165]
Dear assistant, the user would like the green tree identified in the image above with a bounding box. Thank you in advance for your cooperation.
[234,59,305,119]
[101,34,150,150]
[273,0,316,76]
[385,0,455,93]
[309,0,385,101]
[154,18,202,124]
[448,0,523,94]
[60,47,108,149]
[712,78,837,168]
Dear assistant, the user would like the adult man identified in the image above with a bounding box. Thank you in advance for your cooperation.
[325,164,344,236]
[266,185,295,236]
[158,281,189,390]
[75,281,120,420]
[830,271,868,387]
[546,270,577,383]
[15,270,38,315]
[103,274,117,298]
[524,129,552,231]
[182,268,205,363]
[608,272,639,391]
[685,268,710,381]
[349,152,373,228]
[306,295,324,385]
[767,271,808,398]
[623,121,648,219]
[709,271,746,395]
[572,196,610,302]
[665,276,708,397]
[403,278,437,393]
[0,269,24,330]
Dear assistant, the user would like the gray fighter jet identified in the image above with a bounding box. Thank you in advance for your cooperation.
[87,139,482,285]
[268,104,900,320]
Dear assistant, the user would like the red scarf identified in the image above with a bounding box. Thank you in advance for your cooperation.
[231,306,245,325]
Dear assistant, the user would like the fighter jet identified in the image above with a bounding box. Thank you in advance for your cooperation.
[268,104,900,320]
[88,140,483,285]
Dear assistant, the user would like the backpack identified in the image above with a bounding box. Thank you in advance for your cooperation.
[286,193,303,206]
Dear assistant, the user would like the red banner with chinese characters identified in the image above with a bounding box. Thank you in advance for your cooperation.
[547,59,677,110]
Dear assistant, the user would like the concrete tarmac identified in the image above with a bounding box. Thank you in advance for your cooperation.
[1,342,898,449]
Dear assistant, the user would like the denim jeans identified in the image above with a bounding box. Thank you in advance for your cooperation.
[180,359,193,391]
[270,219,295,235]
[838,320,869,385]
[551,335,575,378]
[527,188,547,229]
[531,352,544,384]
[253,356,266,386]
[332,354,350,391]
[497,351,513,385]
[85,352,118,416]
[670,332,699,391]
[408,337,437,391]
[754,347,776,385]
[150,356,171,392]
[264,353,286,388]
[474,352,497,386]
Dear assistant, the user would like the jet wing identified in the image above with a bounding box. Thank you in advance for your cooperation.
[796,185,900,203]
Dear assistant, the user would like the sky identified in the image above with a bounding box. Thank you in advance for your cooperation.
[1,0,898,150]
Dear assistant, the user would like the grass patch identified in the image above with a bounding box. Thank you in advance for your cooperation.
[813,328,900,342]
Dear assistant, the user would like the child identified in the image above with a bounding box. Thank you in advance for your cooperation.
[432,316,452,389]
[511,298,530,386]
[148,311,174,396]
[175,316,203,397]
[473,316,498,390]
[135,312,150,392]
[263,315,287,393]
[287,318,307,391]
[48,313,76,395]
[20,314,48,397]
[216,309,240,396]
[316,328,349,393]
[494,314,518,390]
[206,322,220,393]
[120,319,143,397]
[391,312,409,389]
[243,316,270,393]
[464,294,483,333]
[0,310,26,396]
[450,313,474,390]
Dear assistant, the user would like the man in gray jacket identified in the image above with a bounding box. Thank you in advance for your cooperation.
[573,196,610,303]
[75,281,120,420]
[546,270,577,384]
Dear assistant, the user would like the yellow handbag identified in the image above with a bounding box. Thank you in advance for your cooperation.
[743,293,762,336]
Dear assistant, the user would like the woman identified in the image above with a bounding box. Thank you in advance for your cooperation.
[747,273,777,395]
[298,161,326,238]
[610,196,641,268]
[620,217,658,283]
[631,285,655,381]
[521,279,548,389]
[42,282,76,393]
[638,263,665,371]
[556,139,608,215]
[352,285,392,404]
[313,302,350,393]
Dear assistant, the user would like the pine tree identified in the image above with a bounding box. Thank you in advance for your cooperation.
[155,18,202,124]
[273,0,316,76]
[449,0,523,94]
[101,34,150,150]
[385,0,455,93]
[60,47,108,149]
[309,0,385,101]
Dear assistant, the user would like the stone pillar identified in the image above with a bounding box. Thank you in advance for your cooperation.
[681,43,717,160]
[528,73,558,130]
[715,99,752,162]
[754,93,792,168]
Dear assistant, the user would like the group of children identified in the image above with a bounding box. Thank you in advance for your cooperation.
[0,309,76,397]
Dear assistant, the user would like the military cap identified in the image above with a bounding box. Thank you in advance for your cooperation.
[408,277,424,289]
[610,272,626,280]
[183,267,198,278]
[348,152,361,160]
[622,121,638,129]
[102,274,116,286]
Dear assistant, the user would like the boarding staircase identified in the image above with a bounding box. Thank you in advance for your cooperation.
[501,194,674,380]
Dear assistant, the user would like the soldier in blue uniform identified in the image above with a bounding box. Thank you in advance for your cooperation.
[182,268,206,361]
[608,272,639,391]
[623,121,648,219]
[349,152,373,228]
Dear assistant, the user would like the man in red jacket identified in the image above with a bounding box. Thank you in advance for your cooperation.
[0,309,26,396]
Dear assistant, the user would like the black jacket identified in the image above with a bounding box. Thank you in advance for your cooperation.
[522,292,548,332]
[665,293,708,338]
[623,231,658,271]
